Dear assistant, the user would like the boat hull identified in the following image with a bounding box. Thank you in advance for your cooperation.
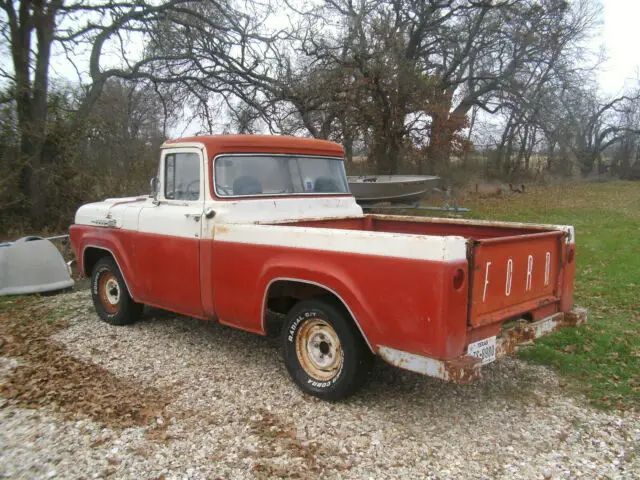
[347,175,440,203]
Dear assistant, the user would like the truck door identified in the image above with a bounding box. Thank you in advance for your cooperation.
[136,147,205,316]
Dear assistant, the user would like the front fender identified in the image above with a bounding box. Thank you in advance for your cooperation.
[70,225,139,299]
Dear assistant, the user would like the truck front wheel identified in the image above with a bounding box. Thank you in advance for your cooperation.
[91,257,143,326]
[283,298,373,400]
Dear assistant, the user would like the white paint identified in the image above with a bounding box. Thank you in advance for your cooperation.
[505,258,513,296]
[214,223,468,262]
[160,141,208,150]
[482,262,492,303]
[526,255,534,291]
[377,345,466,381]
[74,196,147,229]
[545,252,551,286]
[138,146,206,238]
[211,197,363,224]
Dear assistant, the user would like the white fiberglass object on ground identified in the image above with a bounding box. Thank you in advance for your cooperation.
[0,237,74,296]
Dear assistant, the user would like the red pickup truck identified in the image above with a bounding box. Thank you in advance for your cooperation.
[70,135,586,400]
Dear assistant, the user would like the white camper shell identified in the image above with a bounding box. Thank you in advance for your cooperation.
[0,237,74,296]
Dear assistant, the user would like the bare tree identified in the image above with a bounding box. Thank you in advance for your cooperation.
[0,0,271,225]
[231,0,601,174]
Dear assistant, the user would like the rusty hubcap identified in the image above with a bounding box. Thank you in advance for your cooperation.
[295,318,343,381]
[98,272,120,313]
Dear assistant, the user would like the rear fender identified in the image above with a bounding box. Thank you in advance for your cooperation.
[258,261,379,352]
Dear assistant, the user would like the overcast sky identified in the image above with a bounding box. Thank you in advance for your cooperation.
[43,0,639,94]
[39,0,640,132]
[598,0,640,94]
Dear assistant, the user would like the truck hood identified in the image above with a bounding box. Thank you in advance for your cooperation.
[74,196,150,228]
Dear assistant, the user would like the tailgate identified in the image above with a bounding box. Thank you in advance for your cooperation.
[468,230,567,327]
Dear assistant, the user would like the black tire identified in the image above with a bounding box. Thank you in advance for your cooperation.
[283,298,373,400]
[91,256,143,326]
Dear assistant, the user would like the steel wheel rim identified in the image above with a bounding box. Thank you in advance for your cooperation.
[295,318,343,381]
[98,273,120,313]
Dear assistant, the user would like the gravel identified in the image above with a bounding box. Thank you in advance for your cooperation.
[1,288,639,479]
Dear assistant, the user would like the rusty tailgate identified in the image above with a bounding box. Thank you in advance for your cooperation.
[467,230,567,328]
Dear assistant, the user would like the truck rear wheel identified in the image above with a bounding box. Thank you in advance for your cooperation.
[91,257,143,326]
[283,298,373,400]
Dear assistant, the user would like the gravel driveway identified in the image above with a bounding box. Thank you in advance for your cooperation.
[1,289,638,479]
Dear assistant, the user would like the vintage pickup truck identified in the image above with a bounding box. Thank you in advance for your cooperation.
[70,135,586,400]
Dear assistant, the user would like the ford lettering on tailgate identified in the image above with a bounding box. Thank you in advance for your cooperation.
[469,231,566,327]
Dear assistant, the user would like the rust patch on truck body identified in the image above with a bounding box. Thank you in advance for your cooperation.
[378,308,587,385]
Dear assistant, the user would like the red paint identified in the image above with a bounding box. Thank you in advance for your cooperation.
[71,214,577,362]
[211,240,469,359]
[70,225,204,317]
[286,216,550,240]
[468,231,565,327]
[134,231,203,317]
[560,244,576,312]
[70,225,140,295]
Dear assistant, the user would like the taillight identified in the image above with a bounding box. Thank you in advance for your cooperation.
[453,268,465,290]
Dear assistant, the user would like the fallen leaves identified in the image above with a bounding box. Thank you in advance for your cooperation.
[246,407,348,477]
[0,299,172,429]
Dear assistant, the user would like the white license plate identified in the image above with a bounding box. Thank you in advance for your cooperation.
[467,336,497,365]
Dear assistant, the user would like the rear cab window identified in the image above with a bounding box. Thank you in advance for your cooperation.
[214,155,349,197]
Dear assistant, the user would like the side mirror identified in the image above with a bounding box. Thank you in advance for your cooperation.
[150,177,159,202]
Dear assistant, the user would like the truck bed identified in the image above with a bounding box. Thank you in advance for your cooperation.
[273,214,575,331]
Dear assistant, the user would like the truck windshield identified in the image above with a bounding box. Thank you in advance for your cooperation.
[214,155,350,197]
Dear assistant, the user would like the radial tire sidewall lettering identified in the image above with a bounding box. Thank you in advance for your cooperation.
[286,309,345,391]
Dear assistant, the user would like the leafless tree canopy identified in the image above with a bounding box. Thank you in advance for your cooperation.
[1,0,639,232]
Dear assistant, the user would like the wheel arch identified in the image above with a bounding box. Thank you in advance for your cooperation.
[82,245,135,299]
[262,277,375,353]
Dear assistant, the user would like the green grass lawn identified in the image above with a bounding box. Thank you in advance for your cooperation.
[457,181,639,409]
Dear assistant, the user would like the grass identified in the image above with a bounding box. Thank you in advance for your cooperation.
[449,180,639,409]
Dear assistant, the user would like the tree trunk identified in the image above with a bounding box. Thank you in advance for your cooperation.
[9,0,58,227]
[546,140,556,171]
[370,129,402,174]
[343,134,353,170]
[426,88,456,173]
[368,109,404,174]
[426,113,452,174]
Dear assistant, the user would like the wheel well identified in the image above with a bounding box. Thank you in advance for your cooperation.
[83,247,113,277]
[263,280,372,351]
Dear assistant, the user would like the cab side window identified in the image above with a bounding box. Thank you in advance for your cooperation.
[165,152,201,201]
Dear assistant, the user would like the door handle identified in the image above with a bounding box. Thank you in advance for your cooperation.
[204,207,216,219]
[184,213,201,221]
